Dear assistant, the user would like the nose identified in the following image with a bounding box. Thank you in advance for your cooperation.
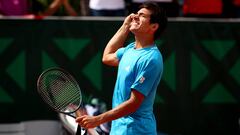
[132,14,139,20]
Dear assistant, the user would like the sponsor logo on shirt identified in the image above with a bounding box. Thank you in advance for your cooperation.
[139,76,145,83]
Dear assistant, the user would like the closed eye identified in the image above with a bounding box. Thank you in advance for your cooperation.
[137,12,150,18]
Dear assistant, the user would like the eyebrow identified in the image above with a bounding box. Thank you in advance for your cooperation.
[137,12,150,16]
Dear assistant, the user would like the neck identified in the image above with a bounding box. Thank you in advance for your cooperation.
[134,35,155,49]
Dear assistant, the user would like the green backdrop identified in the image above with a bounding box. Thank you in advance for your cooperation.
[0,18,240,134]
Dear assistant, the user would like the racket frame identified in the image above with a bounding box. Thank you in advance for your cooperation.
[37,67,82,118]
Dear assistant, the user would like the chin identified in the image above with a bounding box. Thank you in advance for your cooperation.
[130,29,136,34]
[130,27,138,33]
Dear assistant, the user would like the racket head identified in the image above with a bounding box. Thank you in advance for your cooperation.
[37,67,82,117]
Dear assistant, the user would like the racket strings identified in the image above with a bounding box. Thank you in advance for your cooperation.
[54,91,80,111]
[38,69,82,113]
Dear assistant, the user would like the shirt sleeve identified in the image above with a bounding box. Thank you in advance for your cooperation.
[131,58,161,97]
[116,47,125,61]
[116,42,135,61]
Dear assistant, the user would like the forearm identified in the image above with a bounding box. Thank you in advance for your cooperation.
[103,24,130,59]
[102,14,134,65]
[76,90,144,129]
[97,97,138,124]
[43,0,62,16]
[75,98,138,129]
[97,90,143,125]
[63,1,78,16]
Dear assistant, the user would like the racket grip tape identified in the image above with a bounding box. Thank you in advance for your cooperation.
[76,125,81,135]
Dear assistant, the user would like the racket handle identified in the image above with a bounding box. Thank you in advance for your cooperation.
[76,125,81,135]
[75,125,99,135]
[88,128,99,135]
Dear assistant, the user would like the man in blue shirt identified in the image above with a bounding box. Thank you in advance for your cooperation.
[76,2,167,135]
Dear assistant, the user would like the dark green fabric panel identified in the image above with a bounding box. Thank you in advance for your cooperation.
[0,19,239,135]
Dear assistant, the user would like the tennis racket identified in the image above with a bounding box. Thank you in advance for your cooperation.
[37,67,86,135]
[37,67,82,117]
[37,67,99,135]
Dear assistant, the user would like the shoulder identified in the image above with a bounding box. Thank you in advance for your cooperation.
[143,46,162,62]
[137,47,163,69]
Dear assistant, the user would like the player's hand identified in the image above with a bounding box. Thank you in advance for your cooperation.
[76,115,101,129]
[123,13,135,29]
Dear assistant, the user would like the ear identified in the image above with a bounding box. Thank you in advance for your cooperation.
[151,23,159,32]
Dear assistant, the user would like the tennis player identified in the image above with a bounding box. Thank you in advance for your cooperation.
[76,2,167,134]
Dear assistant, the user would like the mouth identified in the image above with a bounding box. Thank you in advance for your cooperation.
[130,19,141,31]
[131,21,140,27]
[132,22,138,25]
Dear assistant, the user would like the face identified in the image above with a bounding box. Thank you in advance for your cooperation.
[129,8,153,35]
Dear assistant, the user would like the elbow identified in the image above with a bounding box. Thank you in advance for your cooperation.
[126,102,141,115]
[102,56,108,65]
[102,55,118,66]
[102,56,112,66]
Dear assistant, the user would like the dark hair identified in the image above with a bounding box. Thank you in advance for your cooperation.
[140,2,168,39]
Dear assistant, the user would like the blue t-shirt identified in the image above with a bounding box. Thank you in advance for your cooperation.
[110,42,163,135]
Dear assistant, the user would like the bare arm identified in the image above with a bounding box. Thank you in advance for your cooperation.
[43,0,62,16]
[76,89,144,128]
[62,0,78,16]
[102,14,134,66]
[79,0,89,16]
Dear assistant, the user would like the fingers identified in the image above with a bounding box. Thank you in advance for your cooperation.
[126,13,135,22]
[129,13,136,19]
[76,115,96,129]
[76,115,87,128]
[75,108,87,117]
[123,13,135,27]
